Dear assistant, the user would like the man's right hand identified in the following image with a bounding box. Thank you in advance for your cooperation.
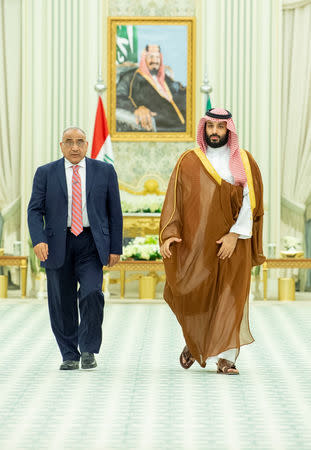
[134,106,157,131]
[33,242,49,261]
[160,237,182,259]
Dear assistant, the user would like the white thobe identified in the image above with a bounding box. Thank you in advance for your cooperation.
[205,144,252,364]
[151,74,170,101]
[205,144,253,239]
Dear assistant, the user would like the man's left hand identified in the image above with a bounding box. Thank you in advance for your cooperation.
[108,254,120,267]
[216,233,239,259]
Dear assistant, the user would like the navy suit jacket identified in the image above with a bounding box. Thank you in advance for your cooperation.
[28,157,123,269]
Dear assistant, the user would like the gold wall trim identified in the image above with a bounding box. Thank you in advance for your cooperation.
[119,176,166,196]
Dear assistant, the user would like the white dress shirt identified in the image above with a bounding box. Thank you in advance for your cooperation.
[205,145,252,239]
[64,158,90,227]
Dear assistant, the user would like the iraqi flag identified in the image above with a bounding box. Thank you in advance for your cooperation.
[91,96,114,165]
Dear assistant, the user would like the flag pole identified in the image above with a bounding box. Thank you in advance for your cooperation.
[95,0,106,96]
[94,64,106,95]
[200,73,213,111]
[200,0,212,112]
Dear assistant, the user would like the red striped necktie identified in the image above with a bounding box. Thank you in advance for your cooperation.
[71,165,83,236]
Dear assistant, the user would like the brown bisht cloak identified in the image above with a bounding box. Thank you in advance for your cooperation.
[159,148,265,367]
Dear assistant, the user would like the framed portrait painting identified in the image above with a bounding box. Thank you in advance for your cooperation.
[108,17,196,141]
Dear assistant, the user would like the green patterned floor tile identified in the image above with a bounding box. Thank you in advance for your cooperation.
[0,299,310,449]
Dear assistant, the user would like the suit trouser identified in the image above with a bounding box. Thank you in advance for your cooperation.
[46,228,105,361]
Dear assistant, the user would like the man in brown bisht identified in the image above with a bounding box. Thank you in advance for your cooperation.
[159,108,265,375]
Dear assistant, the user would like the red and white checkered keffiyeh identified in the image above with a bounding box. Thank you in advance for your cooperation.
[138,49,171,102]
[197,108,247,186]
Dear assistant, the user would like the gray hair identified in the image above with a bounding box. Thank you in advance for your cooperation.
[62,126,86,139]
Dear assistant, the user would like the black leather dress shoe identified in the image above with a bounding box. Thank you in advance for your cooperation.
[81,352,97,369]
[59,360,79,370]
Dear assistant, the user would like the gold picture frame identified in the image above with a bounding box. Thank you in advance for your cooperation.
[108,16,196,142]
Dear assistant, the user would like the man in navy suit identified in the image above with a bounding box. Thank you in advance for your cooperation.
[28,127,123,370]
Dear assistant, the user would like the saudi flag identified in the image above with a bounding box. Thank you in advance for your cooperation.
[206,94,212,111]
[91,97,114,165]
[116,25,138,64]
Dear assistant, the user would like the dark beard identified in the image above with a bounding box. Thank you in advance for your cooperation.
[150,68,159,75]
[205,129,229,148]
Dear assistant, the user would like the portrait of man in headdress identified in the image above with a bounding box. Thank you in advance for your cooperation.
[109,20,194,140]
[116,44,186,133]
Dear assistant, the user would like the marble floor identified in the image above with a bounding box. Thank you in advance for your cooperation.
[0,297,311,450]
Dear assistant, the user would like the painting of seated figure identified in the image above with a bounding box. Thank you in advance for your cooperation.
[108,17,195,141]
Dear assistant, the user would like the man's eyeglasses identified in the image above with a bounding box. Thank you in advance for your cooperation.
[63,139,86,148]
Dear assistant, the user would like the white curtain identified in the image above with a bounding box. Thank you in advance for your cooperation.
[204,0,282,254]
[0,0,22,252]
[281,1,311,241]
[20,0,100,254]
